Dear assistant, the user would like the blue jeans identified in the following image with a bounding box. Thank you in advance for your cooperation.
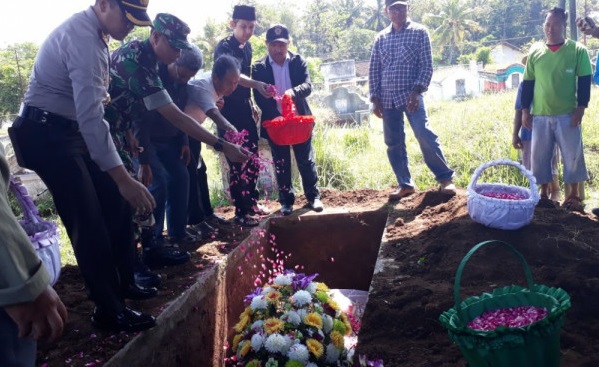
[268,135,320,205]
[382,96,454,189]
[147,140,190,239]
[0,309,36,367]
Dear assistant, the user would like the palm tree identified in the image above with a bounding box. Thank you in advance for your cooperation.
[365,0,389,31]
[425,0,483,64]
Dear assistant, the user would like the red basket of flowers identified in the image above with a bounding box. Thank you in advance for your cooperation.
[263,94,315,146]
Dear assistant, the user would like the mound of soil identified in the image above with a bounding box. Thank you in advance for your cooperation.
[35,188,599,366]
[357,189,599,367]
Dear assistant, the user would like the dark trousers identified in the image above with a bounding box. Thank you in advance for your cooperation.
[187,138,211,225]
[0,309,36,367]
[268,135,320,205]
[219,100,260,216]
[9,117,133,314]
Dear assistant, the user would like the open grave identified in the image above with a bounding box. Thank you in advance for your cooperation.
[103,207,388,366]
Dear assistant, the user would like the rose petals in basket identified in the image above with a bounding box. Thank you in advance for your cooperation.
[468,306,549,331]
[263,94,315,145]
[481,192,527,200]
[467,159,540,230]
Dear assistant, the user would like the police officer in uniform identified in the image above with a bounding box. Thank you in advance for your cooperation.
[8,0,157,332]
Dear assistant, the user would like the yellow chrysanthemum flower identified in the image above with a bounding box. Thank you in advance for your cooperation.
[232,334,243,350]
[330,330,344,349]
[304,312,323,329]
[306,338,324,358]
[242,306,252,318]
[327,299,340,311]
[239,340,251,358]
[265,291,282,303]
[263,317,285,334]
[234,314,250,333]
[316,282,329,292]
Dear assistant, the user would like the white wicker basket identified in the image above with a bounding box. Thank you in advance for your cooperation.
[467,159,540,230]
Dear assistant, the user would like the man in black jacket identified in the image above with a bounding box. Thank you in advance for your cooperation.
[252,24,323,216]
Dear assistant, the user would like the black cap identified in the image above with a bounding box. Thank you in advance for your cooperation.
[117,0,152,27]
[232,5,256,21]
[266,24,290,44]
[385,0,408,6]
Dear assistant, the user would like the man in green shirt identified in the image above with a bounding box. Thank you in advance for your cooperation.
[521,7,591,212]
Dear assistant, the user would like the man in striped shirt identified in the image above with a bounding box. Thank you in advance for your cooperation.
[369,0,455,201]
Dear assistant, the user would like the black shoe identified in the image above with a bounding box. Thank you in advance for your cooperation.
[134,267,162,288]
[207,213,230,226]
[123,283,158,300]
[168,234,198,246]
[593,208,599,217]
[91,306,156,333]
[280,204,293,216]
[143,246,190,268]
[187,221,217,239]
[134,254,162,288]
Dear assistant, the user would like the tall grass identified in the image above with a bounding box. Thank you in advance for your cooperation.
[204,88,599,209]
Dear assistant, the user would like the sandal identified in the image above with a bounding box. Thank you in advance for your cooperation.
[562,195,584,213]
[234,215,260,227]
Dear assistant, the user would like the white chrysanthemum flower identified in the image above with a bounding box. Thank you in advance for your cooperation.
[250,296,268,311]
[322,314,333,333]
[305,282,317,293]
[251,320,264,330]
[297,308,308,321]
[292,290,312,306]
[264,333,290,354]
[284,310,301,326]
[287,343,310,363]
[251,333,265,351]
[273,273,293,286]
[261,286,275,295]
[325,343,340,363]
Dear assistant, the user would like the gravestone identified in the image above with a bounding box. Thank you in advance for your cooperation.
[323,87,370,125]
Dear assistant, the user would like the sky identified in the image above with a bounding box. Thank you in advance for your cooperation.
[0,0,237,46]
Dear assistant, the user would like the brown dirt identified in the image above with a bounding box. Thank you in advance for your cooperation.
[36,188,599,367]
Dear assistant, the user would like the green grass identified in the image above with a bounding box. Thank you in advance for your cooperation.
[22,87,599,266]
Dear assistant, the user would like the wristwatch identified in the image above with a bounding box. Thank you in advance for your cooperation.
[213,138,225,152]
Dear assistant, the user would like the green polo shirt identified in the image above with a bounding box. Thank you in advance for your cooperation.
[524,39,592,116]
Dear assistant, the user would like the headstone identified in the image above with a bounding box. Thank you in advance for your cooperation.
[323,87,370,125]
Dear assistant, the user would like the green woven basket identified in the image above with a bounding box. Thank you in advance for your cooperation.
[439,240,571,367]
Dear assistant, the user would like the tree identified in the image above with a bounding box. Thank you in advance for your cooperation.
[0,43,38,118]
[334,27,376,61]
[425,0,483,64]
[364,0,389,31]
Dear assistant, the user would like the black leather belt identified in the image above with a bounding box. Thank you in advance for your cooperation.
[19,104,77,127]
